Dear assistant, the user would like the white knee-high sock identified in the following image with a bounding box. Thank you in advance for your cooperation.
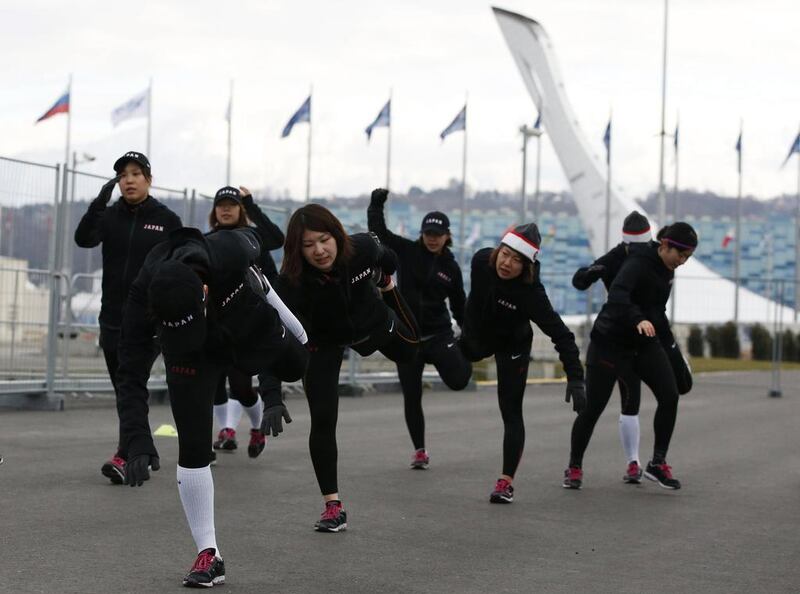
[176,465,220,557]
[619,414,640,464]
[243,396,263,429]
[213,404,228,430]
[227,399,244,430]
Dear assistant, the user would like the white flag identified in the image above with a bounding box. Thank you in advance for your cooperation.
[111,88,149,127]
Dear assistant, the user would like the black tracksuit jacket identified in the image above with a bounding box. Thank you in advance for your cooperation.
[367,199,465,335]
[592,241,676,349]
[74,195,182,329]
[463,248,583,381]
[278,233,398,347]
[242,195,284,279]
[572,243,629,291]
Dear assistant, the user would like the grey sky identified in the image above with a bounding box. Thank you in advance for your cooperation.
[2,0,798,201]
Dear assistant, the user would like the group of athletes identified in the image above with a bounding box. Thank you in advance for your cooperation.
[75,151,698,588]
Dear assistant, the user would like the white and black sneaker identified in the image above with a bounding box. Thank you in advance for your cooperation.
[183,548,225,588]
[644,461,681,490]
[315,500,347,533]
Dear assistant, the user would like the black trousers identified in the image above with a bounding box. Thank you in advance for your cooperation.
[569,338,679,468]
[101,326,159,459]
[305,309,418,496]
[396,329,472,450]
[166,329,308,469]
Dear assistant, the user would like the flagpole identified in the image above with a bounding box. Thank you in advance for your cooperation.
[670,113,680,323]
[386,89,392,191]
[226,79,233,185]
[146,78,152,157]
[672,112,680,219]
[795,125,800,322]
[534,125,542,222]
[657,0,669,227]
[65,74,72,168]
[604,109,612,253]
[734,119,743,325]
[459,98,468,266]
[305,86,312,202]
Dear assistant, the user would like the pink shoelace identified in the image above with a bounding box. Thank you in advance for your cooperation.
[495,479,511,492]
[321,502,342,520]
[191,550,215,572]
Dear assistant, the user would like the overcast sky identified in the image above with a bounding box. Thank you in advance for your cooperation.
[1,0,798,202]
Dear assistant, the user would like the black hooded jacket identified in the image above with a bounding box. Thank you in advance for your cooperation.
[592,241,676,348]
[278,232,399,347]
[74,195,182,328]
[463,248,583,381]
[117,227,283,458]
[367,198,465,336]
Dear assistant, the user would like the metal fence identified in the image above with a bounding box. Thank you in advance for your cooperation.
[0,154,797,400]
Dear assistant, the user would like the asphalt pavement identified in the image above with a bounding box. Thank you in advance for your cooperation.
[0,371,797,593]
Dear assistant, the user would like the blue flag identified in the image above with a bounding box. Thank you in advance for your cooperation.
[440,105,466,140]
[365,100,391,141]
[603,119,611,164]
[281,96,311,138]
[781,132,800,167]
[735,131,742,173]
[533,113,541,130]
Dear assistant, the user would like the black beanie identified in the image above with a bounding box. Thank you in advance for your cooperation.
[661,222,698,250]
[622,211,651,243]
[500,223,542,262]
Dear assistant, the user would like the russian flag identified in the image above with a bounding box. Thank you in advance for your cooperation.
[36,89,70,123]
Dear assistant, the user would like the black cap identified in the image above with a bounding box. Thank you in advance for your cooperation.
[420,211,450,235]
[500,222,541,262]
[213,186,243,207]
[113,151,151,174]
[622,211,652,243]
[149,260,206,355]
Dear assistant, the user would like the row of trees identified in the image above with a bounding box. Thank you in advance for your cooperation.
[687,323,800,361]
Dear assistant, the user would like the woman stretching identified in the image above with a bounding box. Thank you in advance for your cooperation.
[279,204,419,532]
[461,223,585,504]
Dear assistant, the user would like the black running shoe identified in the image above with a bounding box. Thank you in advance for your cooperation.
[213,428,237,451]
[314,500,347,533]
[489,478,514,503]
[410,448,429,469]
[100,454,127,485]
[644,461,681,490]
[247,429,266,458]
[182,548,225,588]
[562,466,583,490]
[623,461,643,484]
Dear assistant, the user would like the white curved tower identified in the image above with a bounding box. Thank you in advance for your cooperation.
[493,7,791,324]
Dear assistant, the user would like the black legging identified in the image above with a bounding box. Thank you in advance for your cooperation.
[101,326,159,459]
[397,329,472,450]
[305,308,418,496]
[166,328,308,469]
[569,338,679,468]
[494,344,532,478]
[213,368,259,408]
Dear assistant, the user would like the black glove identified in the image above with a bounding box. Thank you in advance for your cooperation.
[370,188,389,205]
[125,453,160,487]
[261,403,292,437]
[666,342,693,395]
[95,175,121,207]
[586,264,605,282]
[565,379,587,413]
